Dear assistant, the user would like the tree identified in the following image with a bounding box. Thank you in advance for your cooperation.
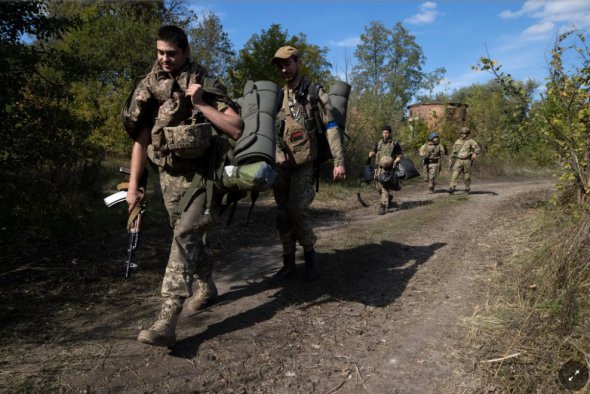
[231,23,331,92]
[188,11,236,92]
[349,21,444,160]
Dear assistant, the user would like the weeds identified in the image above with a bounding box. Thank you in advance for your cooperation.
[468,202,590,392]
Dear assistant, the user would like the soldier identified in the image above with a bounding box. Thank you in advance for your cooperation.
[124,26,243,347]
[419,131,446,192]
[369,125,403,215]
[270,46,346,282]
[449,126,481,194]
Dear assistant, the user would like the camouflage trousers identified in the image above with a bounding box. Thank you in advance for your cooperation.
[450,158,473,189]
[159,171,213,299]
[375,168,393,206]
[273,163,317,255]
[426,162,441,187]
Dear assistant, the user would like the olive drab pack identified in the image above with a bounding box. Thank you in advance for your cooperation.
[309,81,351,164]
[121,67,281,224]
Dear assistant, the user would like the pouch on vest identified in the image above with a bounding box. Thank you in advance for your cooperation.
[222,161,277,192]
[378,170,401,191]
[233,80,281,165]
[163,120,212,159]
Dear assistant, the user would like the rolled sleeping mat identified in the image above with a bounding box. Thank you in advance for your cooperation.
[328,81,351,128]
[222,161,278,192]
[233,80,281,165]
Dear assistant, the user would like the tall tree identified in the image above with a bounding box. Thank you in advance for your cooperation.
[350,21,444,155]
[188,11,236,92]
[232,23,331,92]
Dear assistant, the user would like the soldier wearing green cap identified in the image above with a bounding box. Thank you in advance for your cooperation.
[270,45,346,282]
[419,131,446,192]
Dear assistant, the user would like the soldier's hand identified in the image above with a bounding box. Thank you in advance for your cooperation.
[333,166,346,182]
[186,83,205,106]
[368,151,375,158]
[126,189,144,213]
[471,153,477,160]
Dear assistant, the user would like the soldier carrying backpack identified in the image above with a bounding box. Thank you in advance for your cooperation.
[123,26,244,348]
[270,46,347,283]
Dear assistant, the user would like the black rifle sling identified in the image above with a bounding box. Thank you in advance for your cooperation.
[308,83,325,192]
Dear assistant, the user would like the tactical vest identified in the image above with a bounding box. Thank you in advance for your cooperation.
[376,137,398,163]
[277,81,318,167]
[424,143,444,162]
[453,138,479,160]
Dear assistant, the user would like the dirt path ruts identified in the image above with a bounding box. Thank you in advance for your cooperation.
[5,178,555,393]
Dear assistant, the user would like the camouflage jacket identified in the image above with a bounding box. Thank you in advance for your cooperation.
[373,136,402,164]
[277,78,345,168]
[419,142,446,162]
[451,137,481,160]
[124,60,232,168]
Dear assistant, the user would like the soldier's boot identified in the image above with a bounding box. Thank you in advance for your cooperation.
[271,254,296,283]
[185,277,218,312]
[378,204,386,215]
[304,249,320,281]
[464,188,470,194]
[137,297,183,347]
[429,184,435,192]
[449,187,455,195]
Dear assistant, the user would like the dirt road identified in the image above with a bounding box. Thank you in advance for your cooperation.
[1,178,554,393]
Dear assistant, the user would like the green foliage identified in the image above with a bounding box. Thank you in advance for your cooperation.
[188,11,236,93]
[231,23,332,91]
[347,21,445,169]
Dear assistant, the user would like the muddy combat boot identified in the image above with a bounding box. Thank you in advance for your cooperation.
[304,249,320,281]
[186,277,218,312]
[378,204,386,215]
[137,297,182,347]
[449,187,455,195]
[429,184,435,192]
[464,188,470,195]
[271,254,296,283]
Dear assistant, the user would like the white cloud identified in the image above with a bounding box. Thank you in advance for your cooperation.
[405,2,440,25]
[328,37,361,47]
[523,21,555,35]
[500,0,590,36]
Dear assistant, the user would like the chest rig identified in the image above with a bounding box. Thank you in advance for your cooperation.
[278,79,318,167]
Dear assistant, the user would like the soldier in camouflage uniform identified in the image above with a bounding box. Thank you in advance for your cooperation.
[270,46,346,282]
[449,127,481,194]
[124,26,243,347]
[419,131,446,192]
[369,125,403,215]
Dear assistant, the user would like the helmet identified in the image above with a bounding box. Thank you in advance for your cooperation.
[460,127,470,135]
[428,132,439,140]
[379,156,394,170]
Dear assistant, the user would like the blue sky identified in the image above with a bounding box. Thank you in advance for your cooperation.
[187,1,590,95]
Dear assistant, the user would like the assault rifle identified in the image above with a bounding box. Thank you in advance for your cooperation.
[103,167,148,278]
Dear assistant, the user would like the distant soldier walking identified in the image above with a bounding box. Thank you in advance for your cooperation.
[449,127,480,194]
[419,131,446,192]
[369,125,403,215]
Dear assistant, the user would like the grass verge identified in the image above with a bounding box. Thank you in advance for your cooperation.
[465,203,590,392]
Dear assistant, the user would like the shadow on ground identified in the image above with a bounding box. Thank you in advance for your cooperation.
[171,240,446,358]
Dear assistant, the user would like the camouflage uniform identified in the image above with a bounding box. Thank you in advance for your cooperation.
[450,136,481,192]
[274,78,345,255]
[419,141,446,190]
[130,60,229,300]
[372,136,403,207]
